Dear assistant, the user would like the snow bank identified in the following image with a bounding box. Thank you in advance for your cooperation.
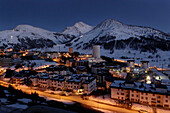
[4,90,9,94]
[89,94,116,105]
[18,98,32,103]
[0,98,8,103]
[6,103,28,109]
[157,108,170,113]
[131,103,153,113]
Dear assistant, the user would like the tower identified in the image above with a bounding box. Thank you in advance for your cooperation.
[93,45,100,59]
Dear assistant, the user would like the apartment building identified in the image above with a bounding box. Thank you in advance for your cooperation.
[50,75,65,90]
[83,77,97,94]
[30,73,97,94]
[110,80,170,109]
[38,76,50,88]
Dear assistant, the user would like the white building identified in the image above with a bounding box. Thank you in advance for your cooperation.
[110,80,170,109]
[83,77,97,94]
[30,73,97,95]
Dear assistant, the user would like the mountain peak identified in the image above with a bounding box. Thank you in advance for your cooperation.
[97,19,124,29]
[74,22,89,28]
[13,25,50,33]
[62,22,94,36]
[14,25,36,31]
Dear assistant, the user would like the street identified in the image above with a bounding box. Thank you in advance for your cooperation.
[0,81,138,113]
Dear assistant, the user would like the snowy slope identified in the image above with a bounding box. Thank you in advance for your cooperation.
[71,19,170,50]
[60,19,170,68]
[0,20,169,68]
[62,22,94,36]
[0,25,75,49]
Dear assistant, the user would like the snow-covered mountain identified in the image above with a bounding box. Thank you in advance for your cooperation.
[0,25,75,50]
[62,22,94,36]
[0,19,169,52]
[0,19,169,68]
[68,19,170,53]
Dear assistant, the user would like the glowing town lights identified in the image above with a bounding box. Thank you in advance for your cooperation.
[146,76,151,80]
[155,76,160,80]
[146,81,151,84]
[10,36,13,39]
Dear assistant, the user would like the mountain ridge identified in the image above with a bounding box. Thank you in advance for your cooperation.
[62,22,94,36]
[0,19,169,52]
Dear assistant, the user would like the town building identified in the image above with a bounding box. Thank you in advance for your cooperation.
[110,80,170,109]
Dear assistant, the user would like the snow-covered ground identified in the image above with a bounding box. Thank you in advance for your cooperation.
[89,94,116,106]
[9,59,58,71]
[131,103,153,113]
[6,103,28,109]
[24,60,59,70]
[18,98,32,104]
[39,46,170,69]
[100,48,170,69]
[0,98,8,103]
[89,95,170,113]
[4,90,9,94]
[157,108,170,113]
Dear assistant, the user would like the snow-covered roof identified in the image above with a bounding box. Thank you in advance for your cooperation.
[110,80,170,95]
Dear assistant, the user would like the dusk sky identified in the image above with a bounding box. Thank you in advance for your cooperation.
[0,0,170,33]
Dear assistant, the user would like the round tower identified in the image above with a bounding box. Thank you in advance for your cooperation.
[93,45,100,59]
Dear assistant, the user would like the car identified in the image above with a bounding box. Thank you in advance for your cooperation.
[50,92,55,94]
[138,110,148,113]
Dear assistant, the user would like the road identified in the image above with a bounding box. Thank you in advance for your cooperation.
[0,80,138,113]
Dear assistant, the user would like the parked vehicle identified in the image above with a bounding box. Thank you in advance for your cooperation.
[138,110,148,113]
